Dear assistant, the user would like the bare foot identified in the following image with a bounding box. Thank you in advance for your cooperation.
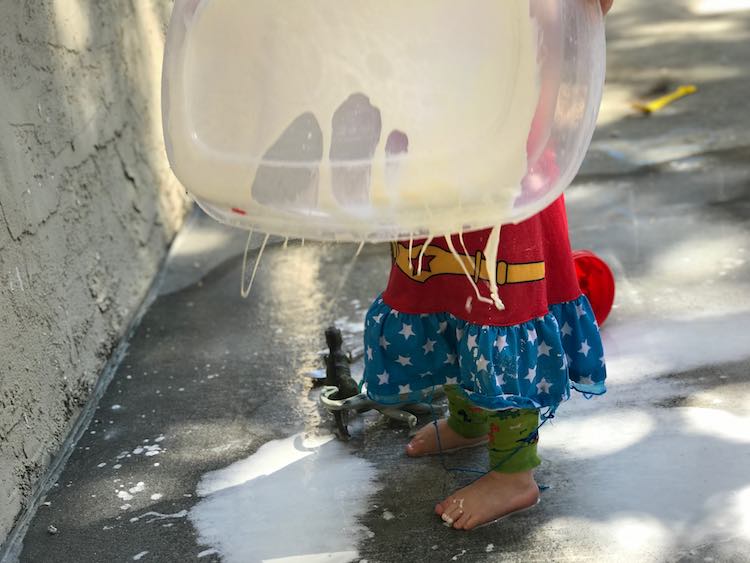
[406,419,487,457]
[435,470,539,530]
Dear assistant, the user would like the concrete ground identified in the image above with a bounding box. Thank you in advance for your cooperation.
[9,0,750,562]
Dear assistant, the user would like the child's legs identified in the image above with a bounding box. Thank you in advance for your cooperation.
[436,405,542,529]
[487,409,542,473]
[444,385,489,439]
[406,385,487,456]
[445,386,541,473]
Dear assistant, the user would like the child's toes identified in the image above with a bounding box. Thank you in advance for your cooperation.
[440,499,465,526]
[441,510,459,526]
[406,438,425,456]
[439,505,458,525]
[452,510,472,530]
[461,515,480,531]
[435,502,446,516]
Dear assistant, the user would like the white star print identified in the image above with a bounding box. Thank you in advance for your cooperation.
[377,371,389,385]
[396,355,412,366]
[579,340,591,356]
[438,321,448,334]
[560,322,572,337]
[526,327,537,344]
[576,303,586,318]
[456,328,464,341]
[495,374,506,386]
[536,378,552,394]
[466,333,478,351]
[379,336,390,350]
[445,377,458,385]
[422,339,436,354]
[445,353,457,365]
[366,347,373,360]
[476,355,489,372]
[398,384,411,394]
[525,366,537,382]
[399,323,415,340]
[495,334,508,351]
[538,341,552,357]
[372,313,384,324]
[600,356,606,367]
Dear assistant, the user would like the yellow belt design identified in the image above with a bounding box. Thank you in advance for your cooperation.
[391,242,545,285]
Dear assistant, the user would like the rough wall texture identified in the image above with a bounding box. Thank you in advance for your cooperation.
[0,0,188,545]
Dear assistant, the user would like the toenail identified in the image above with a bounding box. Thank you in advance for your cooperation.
[442,514,453,525]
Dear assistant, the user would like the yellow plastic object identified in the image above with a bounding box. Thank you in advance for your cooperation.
[633,85,698,115]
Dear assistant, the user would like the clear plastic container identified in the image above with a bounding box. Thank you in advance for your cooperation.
[163,0,605,242]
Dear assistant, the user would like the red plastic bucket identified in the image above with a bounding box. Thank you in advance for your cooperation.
[572,250,615,327]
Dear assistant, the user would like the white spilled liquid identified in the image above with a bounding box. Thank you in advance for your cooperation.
[454,225,507,311]
[484,225,505,311]
[241,228,508,313]
[189,433,380,563]
[180,1,545,306]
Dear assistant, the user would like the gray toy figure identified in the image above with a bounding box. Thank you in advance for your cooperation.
[323,326,360,439]
[319,325,444,440]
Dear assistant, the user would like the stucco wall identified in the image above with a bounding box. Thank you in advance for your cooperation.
[0,0,188,545]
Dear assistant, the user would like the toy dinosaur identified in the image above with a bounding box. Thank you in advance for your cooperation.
[319,325,443,440]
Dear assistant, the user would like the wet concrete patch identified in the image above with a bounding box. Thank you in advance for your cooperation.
[17,236,391,562]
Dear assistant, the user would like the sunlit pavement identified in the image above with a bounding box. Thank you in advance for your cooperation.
[16,2,750,562]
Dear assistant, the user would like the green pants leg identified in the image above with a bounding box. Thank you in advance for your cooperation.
[445,385,542,474]
[445,384,490,438]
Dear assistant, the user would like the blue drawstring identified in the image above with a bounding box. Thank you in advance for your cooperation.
[424,378,556,484]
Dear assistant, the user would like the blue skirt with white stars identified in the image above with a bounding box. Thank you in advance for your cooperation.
[363,294,607,411]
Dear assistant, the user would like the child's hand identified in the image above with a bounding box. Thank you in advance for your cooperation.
[598,0,614,15]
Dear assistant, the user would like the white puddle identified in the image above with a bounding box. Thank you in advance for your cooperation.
[190,433,380,563]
